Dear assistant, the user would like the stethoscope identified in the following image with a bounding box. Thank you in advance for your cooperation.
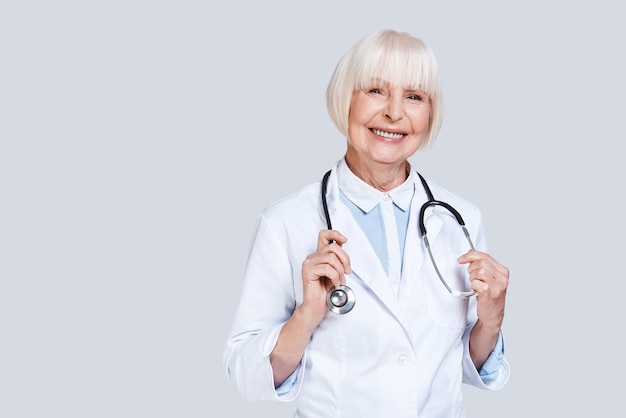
[321,168,477,314]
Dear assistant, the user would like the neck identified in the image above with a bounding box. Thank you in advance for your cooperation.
[344,154,409,192]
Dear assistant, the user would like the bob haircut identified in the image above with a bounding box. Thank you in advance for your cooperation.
[326,30,443,149]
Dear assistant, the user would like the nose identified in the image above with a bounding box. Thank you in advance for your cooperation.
[384,95,404,121]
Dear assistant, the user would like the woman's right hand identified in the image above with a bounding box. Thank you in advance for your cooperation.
[270,230,351,385]
[300,230,351,322]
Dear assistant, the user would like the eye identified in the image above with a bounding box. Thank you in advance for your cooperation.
[407,93,423,101]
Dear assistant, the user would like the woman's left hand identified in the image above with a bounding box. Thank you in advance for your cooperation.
[457,250,509,328]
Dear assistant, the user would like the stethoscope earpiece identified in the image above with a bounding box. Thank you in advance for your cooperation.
[326,285,356,314]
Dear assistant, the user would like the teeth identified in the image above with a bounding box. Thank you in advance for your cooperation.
[372,129,404,139]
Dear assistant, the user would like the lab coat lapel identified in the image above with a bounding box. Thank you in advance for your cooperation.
[333,204,414,324]
[398,196,444,306]
[321,166,411,325]
[398,173,455,307]
[332,204,387,287]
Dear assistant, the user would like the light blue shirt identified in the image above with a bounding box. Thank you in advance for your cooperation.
[337,158,414,280]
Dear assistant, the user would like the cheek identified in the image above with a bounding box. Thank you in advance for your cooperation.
[411,109,431,133]
[347,107,371,139]
[348,101,368,126]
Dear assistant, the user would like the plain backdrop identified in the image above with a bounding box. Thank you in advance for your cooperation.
[1,1,625,417]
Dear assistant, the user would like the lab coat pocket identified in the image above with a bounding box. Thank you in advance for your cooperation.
[424,263,469,329]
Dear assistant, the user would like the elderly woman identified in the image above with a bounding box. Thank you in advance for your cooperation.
[223,29,510,417]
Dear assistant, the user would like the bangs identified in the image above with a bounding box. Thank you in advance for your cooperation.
[352,34,439,99]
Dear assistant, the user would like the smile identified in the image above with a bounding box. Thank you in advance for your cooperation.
[371,128,405,140]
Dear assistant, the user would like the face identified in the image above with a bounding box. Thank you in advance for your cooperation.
[346,83,431,170]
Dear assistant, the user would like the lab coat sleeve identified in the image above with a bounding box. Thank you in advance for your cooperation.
[460,212,511,390]
[223,214,306,401]
[223,322,305,401]
[461,326,510,390]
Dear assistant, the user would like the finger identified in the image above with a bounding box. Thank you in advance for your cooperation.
[467,265,508,297]
[303,252,349,287]
[317,231,351,274]
[457,249,486,264]
[458,250,509,277]
[318,264,343,289]
[458,252,493,280]
[467,265,496,283]
[320,252,349,287]
[317,229,347,250]
[467,260,509,288]
[471,278,490,294]
[328,245,351,275]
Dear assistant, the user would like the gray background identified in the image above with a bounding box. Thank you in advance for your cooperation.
[1,1,624,417]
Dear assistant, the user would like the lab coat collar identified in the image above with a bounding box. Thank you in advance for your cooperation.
[336,158,414,213]
[320,160,446,265]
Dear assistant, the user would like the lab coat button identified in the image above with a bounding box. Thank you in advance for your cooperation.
[382,193,390,201]
[397,354,409,364]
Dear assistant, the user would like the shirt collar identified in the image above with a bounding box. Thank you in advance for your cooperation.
[337,158,416,213]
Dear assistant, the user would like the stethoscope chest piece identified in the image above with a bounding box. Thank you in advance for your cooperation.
[326,285,356,314]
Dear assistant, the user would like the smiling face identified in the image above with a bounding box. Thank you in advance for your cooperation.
[326,30,442,153]
[346,82,432,173]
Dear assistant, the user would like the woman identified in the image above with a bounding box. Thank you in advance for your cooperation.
[223,29,510,417]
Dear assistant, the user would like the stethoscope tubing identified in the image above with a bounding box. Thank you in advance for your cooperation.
[321,170,356,314]
[320,168,475,314]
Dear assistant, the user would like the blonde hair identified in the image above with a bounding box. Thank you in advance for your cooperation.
[326,30,443,148]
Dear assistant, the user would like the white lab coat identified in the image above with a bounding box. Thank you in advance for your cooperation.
[224,161,510,418]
